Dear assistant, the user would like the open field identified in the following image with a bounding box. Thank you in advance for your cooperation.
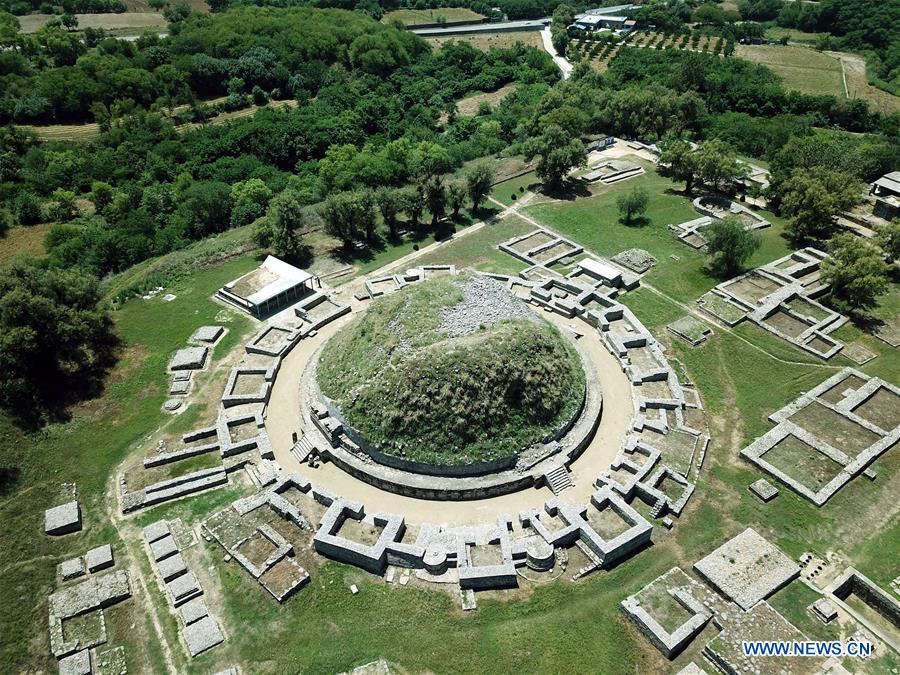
[735,44,845,97]
[763,26,828,45]
[382,7,485,25]
[425,30,544,52]
[394,215,532,276]
[18,11,166,33]
[0,223,54,266]
[455,83,518,116]
[19,99,298,142]
[491,170,540,206]
[835,52,900,114]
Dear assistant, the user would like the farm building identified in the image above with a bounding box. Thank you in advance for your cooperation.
[571,4,637,31]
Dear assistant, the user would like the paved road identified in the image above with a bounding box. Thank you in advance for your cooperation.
[540,26,573,79]
[411,18,548,36]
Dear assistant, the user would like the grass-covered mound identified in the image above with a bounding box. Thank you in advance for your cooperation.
[316,274,585,467]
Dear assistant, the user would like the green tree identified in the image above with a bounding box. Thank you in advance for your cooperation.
[781,168,861,241]
[0,207,12,237]
[375,187,402,239]
[400,185,425,232]
[414,141,452,184]
[705,215,761,278]
[425,178,446,227]
[14,192,41,225]
[50,188,78,222]
[522,124,586,191]
[616,186,649,226]
[357,190,378,243]
[175,181,232,238]
[256,190,305,260]
[693,139,748,192]
[693,3,725,25]
[658,136,698,194]
[551,4,574,56]
[0,261,116,424]
[821,234,889,314]
[322,191,374,250]
[447,181,467,220]
[230,178,273,228]
[874,219,900,262]
[90,181,114,213]
[465,162,494,213]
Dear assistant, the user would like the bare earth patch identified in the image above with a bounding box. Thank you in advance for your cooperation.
[18,12,166,33]
[426,31,544,52]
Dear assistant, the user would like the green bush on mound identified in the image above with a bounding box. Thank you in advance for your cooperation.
[316,276,586,467]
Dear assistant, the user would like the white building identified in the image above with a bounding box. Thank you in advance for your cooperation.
[217,255,318,318]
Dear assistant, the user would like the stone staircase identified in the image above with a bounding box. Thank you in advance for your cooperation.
[291,435,316,464]
[650,498,667,519]
[544,465,574,495]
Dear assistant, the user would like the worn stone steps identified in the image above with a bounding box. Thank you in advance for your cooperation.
[545,465,573,495]
[291,436,316,464]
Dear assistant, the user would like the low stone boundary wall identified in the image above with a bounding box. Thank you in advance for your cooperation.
[299,324,602,499]
[827,567,900,630]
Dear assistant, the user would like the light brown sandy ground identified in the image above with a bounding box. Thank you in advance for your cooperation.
[18,12,166,33]
[265,289,633,525]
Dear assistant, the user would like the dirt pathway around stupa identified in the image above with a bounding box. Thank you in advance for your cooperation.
[264,302,633,525]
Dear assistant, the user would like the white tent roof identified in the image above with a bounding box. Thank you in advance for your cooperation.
[578,258,622,283]
[247,256,313,305]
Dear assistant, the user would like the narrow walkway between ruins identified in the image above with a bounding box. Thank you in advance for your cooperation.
[105,453,180,674]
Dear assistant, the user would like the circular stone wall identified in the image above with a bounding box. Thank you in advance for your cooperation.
[314,274,587,477]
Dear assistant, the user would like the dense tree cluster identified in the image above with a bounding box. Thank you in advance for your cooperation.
[658,137,747,195]
[605,48,893,135]
[0,260,116,424]
[821,234,890,314]
[738,0,900,91]
[0,8,558,278]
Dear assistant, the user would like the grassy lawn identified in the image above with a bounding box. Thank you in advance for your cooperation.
[521,164,798,306]
[829,285,900,383]
[0,223,54,266]
[325,212,497,283]
[400,214,532,276]
[425,31,545,52]
[0,257,257,672]
[735,44,844,98]
[17,11,167,33]
[763,27,828,45]
[382,7,485,25]
[523,172,713,303]
[195,540,666,674]
[491,171,540,207]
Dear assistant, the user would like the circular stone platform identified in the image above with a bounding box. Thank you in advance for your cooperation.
[263,273,635,524]
[312,274,589,478]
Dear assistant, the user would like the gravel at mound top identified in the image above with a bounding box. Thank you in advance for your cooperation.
[439,275,537,337]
